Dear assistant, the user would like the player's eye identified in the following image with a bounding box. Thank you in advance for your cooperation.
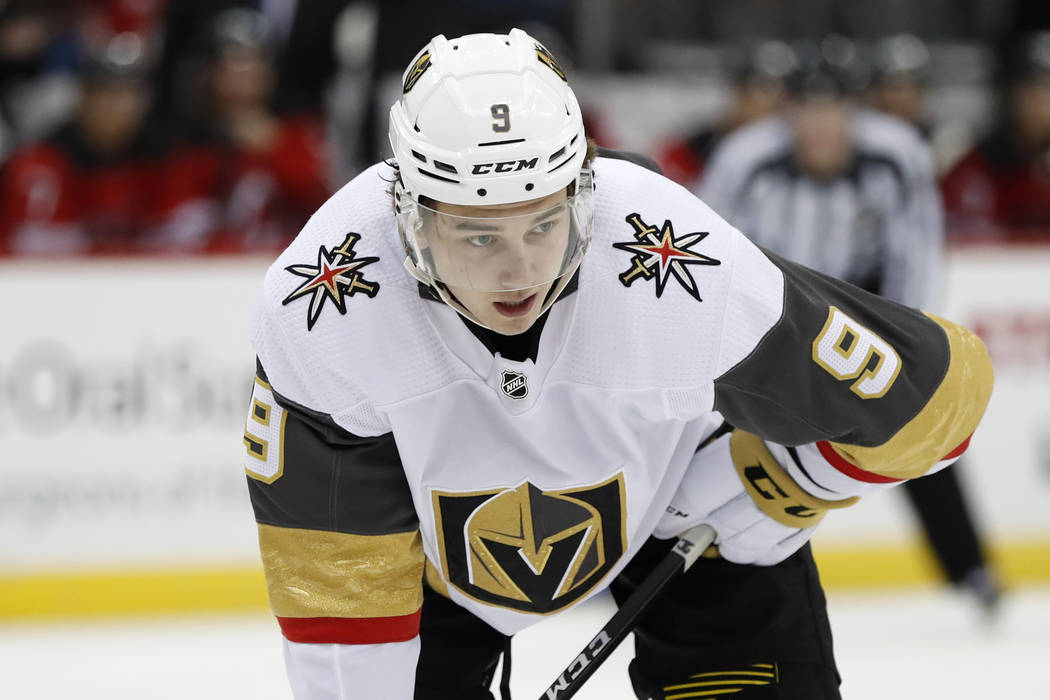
[466,234,494,247]
[529,220,556,235]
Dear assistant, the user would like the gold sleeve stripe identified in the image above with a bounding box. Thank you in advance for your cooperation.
[828,314,994,480]
[257,523,424,619]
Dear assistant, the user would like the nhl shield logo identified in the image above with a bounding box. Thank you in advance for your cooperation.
[500,370,529,400]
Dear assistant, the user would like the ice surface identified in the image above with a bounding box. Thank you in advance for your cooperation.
[1,586,1047,699]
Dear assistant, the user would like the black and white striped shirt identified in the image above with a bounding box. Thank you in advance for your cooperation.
[697,109,943,308]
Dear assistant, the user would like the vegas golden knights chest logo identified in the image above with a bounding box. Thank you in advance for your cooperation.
[432,474,626,614]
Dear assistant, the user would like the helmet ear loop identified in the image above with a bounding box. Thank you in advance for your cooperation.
[559,168,595,271]
[394,181,436,286]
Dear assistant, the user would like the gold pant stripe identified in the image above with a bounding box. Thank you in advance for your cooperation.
[666,689,745,700]
[685,671,775,681]
[257,523,424,618]
[830,314,994,480]
[666,679,774,691]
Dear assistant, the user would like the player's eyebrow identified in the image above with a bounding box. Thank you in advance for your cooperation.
[453,221,502,231]
[529,209,561,224]
[452,205,562,231]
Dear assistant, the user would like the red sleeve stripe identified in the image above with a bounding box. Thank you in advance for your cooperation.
[816,433,975,485]
[942,433,973,461]
[816,441,903,484]
[277,608,421,645]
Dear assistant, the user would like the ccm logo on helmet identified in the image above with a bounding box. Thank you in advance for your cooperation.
[471,158,538,175]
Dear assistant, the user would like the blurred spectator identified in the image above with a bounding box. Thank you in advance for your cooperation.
[994,0,1050,65]
[941,31,1050,238]
[0,32,159,255]
[657,39,796,188]
[0,0,81,160]
[699,37,1002,615]
[867,34,931,133]
[78,0,167,46]
[149,8,330,253]
[610,0,994,71]
[155,0,352,122]
[866,33,974,174]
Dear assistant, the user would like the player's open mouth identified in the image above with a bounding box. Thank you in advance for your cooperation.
[493,294,537,317]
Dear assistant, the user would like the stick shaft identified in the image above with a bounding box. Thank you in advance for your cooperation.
[538,524,716,700]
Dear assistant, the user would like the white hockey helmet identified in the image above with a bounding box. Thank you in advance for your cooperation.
[390,28,588,205]
[389,28,593,316]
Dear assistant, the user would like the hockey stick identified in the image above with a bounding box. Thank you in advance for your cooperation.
[537,523,717,700]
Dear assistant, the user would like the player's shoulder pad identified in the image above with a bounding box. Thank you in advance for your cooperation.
[250,162,460,435]
[595,146,663,175]
[587,152,768,288]
[573,154,786,391]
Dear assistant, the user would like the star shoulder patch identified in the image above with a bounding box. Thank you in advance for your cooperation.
[281,232,380,330]
[612,212,721,301]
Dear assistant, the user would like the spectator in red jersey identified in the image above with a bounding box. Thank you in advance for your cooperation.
[656,40,796,189]
[149,8,330,253]
[941,31,1050,240]
[0,32,158,256]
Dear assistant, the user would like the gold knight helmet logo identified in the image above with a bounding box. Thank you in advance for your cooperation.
[432,475,626,614]
[402,50,431,93]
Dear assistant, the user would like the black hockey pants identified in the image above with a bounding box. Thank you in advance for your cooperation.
[413,541,840,699]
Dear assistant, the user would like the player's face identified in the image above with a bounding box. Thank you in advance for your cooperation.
[790,96,852,179]
[871,77,924,126]
[79,80,148,153]
[211,45,274,108]
[426,190,572,335]
[1012,75,1050,152]
[735,80,785,126]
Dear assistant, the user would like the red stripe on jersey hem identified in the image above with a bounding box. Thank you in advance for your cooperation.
[816,441,903,484]
[942,433,972,460]
[278,609,421,644]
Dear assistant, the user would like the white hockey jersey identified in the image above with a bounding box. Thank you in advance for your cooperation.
[243,156,990,698]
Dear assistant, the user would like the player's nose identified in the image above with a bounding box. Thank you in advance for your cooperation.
[496,241,538,289]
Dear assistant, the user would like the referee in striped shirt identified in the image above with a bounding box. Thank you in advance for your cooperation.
[698,37,1002,615]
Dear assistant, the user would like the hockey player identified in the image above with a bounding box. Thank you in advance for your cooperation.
[243,29,993,699]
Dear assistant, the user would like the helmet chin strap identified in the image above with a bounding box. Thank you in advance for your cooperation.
[404,255,580,334]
